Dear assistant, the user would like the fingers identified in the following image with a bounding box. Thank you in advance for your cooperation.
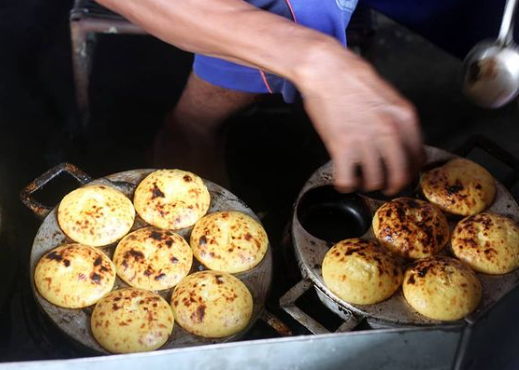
[377,122,409,195]
[360,142,384,192]
[332,143,360,193]
[387,105,424,163]
[362,70,425,171]
[331,116,420,194]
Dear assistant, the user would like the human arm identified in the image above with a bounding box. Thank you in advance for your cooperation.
[96,0,424,193]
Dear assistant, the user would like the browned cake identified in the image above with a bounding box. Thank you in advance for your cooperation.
[322,239,403,305]
[133,169,210,230]
[402,256,482,321]
[171,271,253,338]
[58,185,135,247]
[451,212,519,274]
[190,211,269,273]
[373,198,450,259]
[91,288,174,353]
[34,244,115,308]
[420,158,496,216]
[113,227,193,291]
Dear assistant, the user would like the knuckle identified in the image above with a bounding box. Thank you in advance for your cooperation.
[379,121,399,136]
[400,104,418,124]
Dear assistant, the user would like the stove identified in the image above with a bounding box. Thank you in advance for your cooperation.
[0,135,517,370]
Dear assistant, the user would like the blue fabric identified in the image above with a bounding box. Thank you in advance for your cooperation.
[193,0,357,102]
[194,0,514,102]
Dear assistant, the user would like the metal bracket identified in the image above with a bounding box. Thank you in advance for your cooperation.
[280,279,361,335]
[259,310,293,337]
[454,134,519,190]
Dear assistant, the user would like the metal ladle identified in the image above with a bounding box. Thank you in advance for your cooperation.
[463,0,519,108]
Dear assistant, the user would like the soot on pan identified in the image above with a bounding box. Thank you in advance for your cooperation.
[297,185,371,244]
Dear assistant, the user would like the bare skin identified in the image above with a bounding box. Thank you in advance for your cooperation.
[96,0,425,194]
[154,73,260,187]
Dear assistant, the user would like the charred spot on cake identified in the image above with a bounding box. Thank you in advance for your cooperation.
[154,273,166,281]
[215,275,224,285]
[193,304,206,323]
[94,256,103,267]
[460,238,477,248]
[482,217,493,230]
[46,251,63,262]
[149,230,163,241]
[183,175,192,182]
[125,249,145,261]
[447,182,464,195]
[417,266,429,278]
[407,199,420,209]
[151,183,165,199]
[396,207,406,222]
[90,272,102,284]
[345,247,364,256]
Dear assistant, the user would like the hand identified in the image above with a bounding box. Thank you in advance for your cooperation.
[295,43,425,194]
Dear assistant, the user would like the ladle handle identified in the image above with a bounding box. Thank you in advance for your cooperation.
[20,163,92,220]
[498,0,519,45]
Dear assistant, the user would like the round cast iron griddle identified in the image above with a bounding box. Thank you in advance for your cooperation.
[28,169,272,354]
[292,146,519,326]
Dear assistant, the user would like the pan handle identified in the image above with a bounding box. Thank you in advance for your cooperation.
[20,163,92,220]
[279,279,360,335]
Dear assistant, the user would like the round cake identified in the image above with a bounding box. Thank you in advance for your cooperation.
[133,169,210,230]
[451,212,519,274]
[402,256,482,321]
[34,244,115,308]
[113,227,193,291]
[91,288,174,353]
[58,185,135,247]
[420,158,496,216]
[373,197,450,259]
[171,271,253,338]
[322,239,403,305]
[190,211,269,273]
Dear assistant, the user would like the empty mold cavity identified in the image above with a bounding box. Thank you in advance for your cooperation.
[297,186,372,244]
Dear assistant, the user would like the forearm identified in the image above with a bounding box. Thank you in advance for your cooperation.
[96,0,350,90]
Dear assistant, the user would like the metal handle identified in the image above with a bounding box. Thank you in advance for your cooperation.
[454,135,519,190]
[259,310,293,337]
[498,0,518,45]
[20,163,92,219]
[279,279,360,335]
